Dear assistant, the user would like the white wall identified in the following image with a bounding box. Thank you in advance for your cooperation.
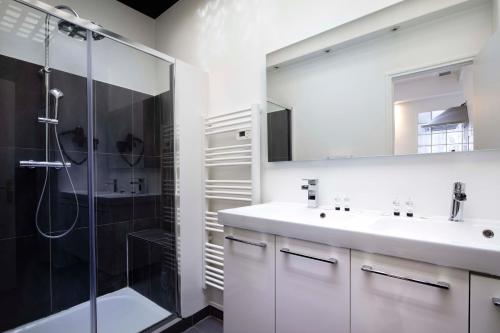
[155,0,500,220]
[176,60,209,317]
[155,0,404,114]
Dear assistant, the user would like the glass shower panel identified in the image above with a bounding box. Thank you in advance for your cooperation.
[92,35,178,332]
[0,1,90,332]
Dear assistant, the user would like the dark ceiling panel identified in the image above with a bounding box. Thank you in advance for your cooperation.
[117,0,179,19]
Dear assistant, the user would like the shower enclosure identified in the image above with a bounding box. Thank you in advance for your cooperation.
[0,0,179,332]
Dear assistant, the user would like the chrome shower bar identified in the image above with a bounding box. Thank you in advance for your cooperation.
[19,160,71,169]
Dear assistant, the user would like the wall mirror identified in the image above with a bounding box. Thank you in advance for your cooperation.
[265,0,500,162]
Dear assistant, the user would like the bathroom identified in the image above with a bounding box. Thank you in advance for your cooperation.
[0,0,499,332]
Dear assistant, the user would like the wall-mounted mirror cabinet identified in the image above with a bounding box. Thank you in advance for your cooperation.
[265,0,500,162]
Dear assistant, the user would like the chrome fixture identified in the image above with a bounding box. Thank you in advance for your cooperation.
[54,5,104,41]
[50,88,64,100]
[19,160,71,169]
[21,5,87,240]
[106,179,118,193]
[37,117,59,125]
[54,4,79,17]
[361,265,450,290]
[130,178,146,194]
[301,178,318,208]
[280,248,337,264]
[450,181,467,222]
[225,235,267,248]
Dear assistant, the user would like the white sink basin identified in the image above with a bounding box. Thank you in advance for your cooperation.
[371,216,499,250]
[219,202,500,276]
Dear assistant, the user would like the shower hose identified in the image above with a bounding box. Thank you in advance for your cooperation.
[35,95,80,239]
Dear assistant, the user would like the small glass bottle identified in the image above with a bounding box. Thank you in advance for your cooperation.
[406,198,414,218]
[393,199,401,216]
[334,197,341,211]
[344,196,351,212]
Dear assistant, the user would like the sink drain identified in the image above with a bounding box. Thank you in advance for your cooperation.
[320,212,326,218]
[483,229,495,238]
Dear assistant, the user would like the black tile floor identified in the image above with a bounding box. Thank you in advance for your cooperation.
[182,317,223,333]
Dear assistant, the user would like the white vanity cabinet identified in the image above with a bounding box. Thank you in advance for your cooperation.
[223,227,276,333]
[351,250,469,333]
[470,274,500,333]
[275,237,350,333]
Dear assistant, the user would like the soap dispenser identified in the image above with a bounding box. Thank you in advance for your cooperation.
[344,196,351,212]
[405,198,414,217]
[334,197,341,211]
[393,199,401,216]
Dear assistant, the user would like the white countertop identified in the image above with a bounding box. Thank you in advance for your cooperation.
[219,202,500,276]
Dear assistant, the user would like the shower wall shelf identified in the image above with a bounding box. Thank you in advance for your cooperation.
[202,105,261,293]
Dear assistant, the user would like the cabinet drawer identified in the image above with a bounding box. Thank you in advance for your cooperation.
[224,227,275,333]
[276,237,350,333]
[351,250,469,333]
[470,274,500,333]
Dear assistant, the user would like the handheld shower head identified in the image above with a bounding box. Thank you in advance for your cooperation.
[50,88,64,100]
[50,89,64,119]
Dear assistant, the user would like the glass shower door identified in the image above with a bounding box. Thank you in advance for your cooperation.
[91,28,178,333]
[1,1,179,331]
[0,0,92,331]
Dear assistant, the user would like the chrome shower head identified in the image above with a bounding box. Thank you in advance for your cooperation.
[50,88,64,100]
[54,4,104,41]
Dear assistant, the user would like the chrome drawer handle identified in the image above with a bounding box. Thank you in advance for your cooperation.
[493,298,500,307]
[361,265,450,290]
[225,235,267,248]
[280,248,337,264]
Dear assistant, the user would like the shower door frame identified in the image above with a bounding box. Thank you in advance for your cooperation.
[12,1,179,332]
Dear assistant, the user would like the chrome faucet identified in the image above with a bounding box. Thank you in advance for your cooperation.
[301,179,318,208]
[449,181,467,222]
[105,179,118,193]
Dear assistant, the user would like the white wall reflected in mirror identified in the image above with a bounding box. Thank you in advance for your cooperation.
[266,0,500,162]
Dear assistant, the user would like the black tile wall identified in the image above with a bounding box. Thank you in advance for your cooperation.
[0,54,177,331]
[51,227,90,312]
[0,235,51,332]
[50,70,88,153]
[0,77,15,148]
[94,80,133,155]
